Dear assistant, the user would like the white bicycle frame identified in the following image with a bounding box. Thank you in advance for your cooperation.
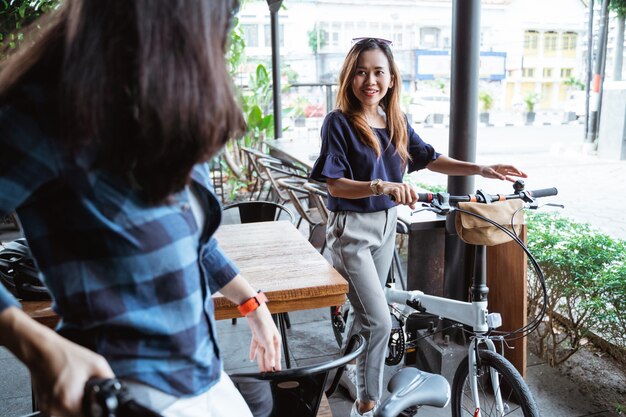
[385,287,506,417]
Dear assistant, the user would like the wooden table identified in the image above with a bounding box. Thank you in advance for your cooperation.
[23,221,347,327]
[212,221,347,319]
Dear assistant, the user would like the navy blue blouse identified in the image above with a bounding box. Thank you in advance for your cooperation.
[309,110,440,213]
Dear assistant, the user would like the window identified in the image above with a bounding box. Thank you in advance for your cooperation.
[524,30,539,54]
[263,24,284,48]
[243,24,259,48]
[543,68,553,78]
[330,22,341,47]
[393,24,403,48]
[544,31,558,56]
[420,27,440,49]
[560,68,573,78]
[522,68,535,78]
[562,32,577,57]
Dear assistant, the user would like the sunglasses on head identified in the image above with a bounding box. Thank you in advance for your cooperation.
[351,37,393,47]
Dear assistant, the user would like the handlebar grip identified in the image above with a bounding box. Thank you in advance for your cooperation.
[417,192,433,202]
[527,187,558,198]
[388,193,433,202]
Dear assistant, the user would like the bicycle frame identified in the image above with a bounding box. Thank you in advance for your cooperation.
[384,244,506,417]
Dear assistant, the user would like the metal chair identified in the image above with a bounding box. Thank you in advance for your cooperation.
[303,181,329,220]
[231,334,366,417]
[390,218,409,291]
[240,147,283,201]
[221,200,296,368]
[276,179,327,254]
[257,158,309,205]
[222,200,295,225]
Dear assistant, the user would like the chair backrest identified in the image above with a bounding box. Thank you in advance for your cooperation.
[303,182,329,224]
[222,201,295,224]
[241,147,277,181]
[230,334,366,417]
[276,178,321,227]
[257,158,309,204]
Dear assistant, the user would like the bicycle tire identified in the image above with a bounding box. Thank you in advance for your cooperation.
[451,349,540,417]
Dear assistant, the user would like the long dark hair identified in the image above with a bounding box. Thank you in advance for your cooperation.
[335,38,409,164]
[0,0,245,204]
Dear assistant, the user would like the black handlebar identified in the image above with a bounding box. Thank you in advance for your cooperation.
[83,379,163,417]
[416,186,558,205]
[390,180,558,209]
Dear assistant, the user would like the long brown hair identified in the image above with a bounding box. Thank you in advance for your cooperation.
[335,38,409,164]
[0,0,245,204]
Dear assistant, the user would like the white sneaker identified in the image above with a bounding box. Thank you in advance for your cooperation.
[339,364,358,401]
[350,400,376,417]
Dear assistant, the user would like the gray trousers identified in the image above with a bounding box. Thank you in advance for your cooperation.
[326,207,397,402]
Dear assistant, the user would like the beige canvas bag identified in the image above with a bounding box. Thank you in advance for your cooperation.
[455,199,525,246]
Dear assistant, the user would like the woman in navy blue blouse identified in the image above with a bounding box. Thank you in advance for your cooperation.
[310,38,526,417]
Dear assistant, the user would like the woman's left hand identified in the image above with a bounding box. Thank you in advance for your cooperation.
[246,304,282,372]
[479,164,528,182]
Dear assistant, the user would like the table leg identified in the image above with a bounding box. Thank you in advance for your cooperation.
[276,313,291,368]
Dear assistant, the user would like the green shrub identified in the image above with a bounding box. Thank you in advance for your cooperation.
[526,211,626,365]
[478,91,494,112]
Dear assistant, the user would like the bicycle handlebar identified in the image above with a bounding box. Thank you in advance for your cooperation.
[83,379,164,417]
[415,186,558,205]
[389,180,559,215]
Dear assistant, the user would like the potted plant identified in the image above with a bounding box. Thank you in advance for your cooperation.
[478,91,494,125]
[523,92,539,125]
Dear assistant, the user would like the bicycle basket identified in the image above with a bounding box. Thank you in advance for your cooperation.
[455,199,524,246]
[0,238,51,301]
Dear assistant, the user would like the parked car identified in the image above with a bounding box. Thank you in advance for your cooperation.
[409,93,450,124]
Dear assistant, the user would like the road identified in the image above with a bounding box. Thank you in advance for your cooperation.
[412,124,626,241]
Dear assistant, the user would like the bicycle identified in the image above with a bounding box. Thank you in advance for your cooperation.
[21,370,449,417]
[22,378,162,417]
[331,180,561,417]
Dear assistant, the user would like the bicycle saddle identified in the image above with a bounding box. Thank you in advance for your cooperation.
[375,367,450,417]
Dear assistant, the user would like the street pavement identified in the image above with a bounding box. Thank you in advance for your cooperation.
[414,123,626,242]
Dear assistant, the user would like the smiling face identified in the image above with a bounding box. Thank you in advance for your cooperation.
[351,49,394,111]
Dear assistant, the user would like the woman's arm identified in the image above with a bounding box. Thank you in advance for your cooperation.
[427,155,528,182]
[219,275,282,372]
[326,178,418,208]
[0,306,114,417]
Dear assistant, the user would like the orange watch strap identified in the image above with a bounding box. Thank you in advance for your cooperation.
[237,291,268,316]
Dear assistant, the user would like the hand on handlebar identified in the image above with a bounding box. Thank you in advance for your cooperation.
[32,332,114,417]
[478,164,528,182]
[380,182,419,209]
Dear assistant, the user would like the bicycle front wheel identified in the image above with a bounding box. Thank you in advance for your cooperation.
[451,349,540,417]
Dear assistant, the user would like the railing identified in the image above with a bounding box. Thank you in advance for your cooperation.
[281,83,337,142]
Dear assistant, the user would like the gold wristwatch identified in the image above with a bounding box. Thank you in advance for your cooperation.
[370,178,384,196]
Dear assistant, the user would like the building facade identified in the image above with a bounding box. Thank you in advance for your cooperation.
[238,0,598,112]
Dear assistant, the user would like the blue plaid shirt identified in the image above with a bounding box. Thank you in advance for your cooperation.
[0,88,239,397]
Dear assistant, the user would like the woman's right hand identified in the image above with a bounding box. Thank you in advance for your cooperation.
[380,181,418,209]
[0,307,114,417]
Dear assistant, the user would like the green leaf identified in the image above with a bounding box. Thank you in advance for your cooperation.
[259,114,273,130]
[247,105,262,128]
